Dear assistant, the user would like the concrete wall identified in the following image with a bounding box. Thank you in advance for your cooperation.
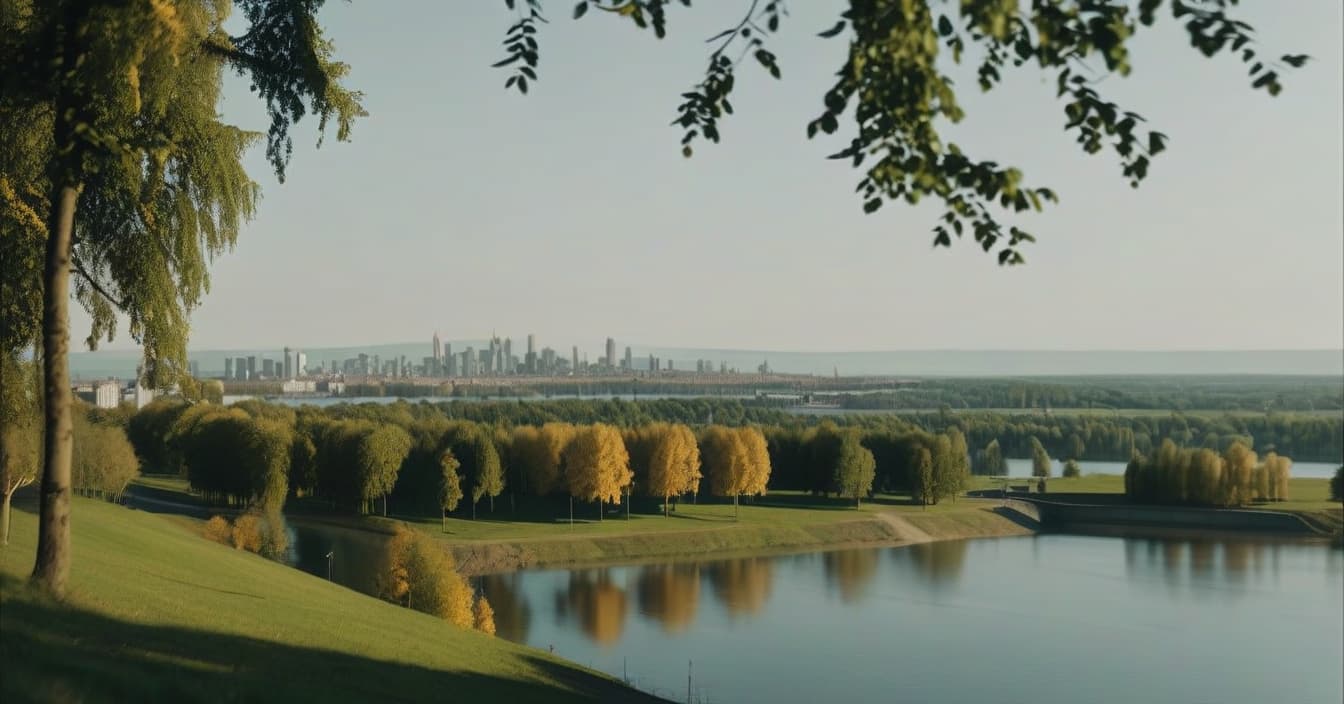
[1026,499,1313,534]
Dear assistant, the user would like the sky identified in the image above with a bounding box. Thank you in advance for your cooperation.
[71,1,1344,355]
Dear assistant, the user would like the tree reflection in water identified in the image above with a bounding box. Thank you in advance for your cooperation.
[1127,537,1278,591]
[706,557,773,617]
[822,549,880,604]
[478,573,532,643]
[891,540,970,589]
[635,563,701,634]
[554,569,628,646]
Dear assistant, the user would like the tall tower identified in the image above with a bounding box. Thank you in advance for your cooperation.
[432,331,441,362]
[605,337,616,369]
[624,346,632,371]
[572,346,579,374]
[283,346,293,379]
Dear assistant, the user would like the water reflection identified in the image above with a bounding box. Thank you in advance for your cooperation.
[822,549,880,604]
[288,520,389,596]
[635,564,700,633]
[554,569,628,646]
[889,540,970,588]
[706,557,773,617]
[478,573,532,642]
[1123,537,1302,593]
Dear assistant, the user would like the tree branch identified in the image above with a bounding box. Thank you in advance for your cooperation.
[71,258,129,310]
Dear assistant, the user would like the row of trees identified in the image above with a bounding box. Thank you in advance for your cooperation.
[316,397,1343,464]
[1124,440,1292,507]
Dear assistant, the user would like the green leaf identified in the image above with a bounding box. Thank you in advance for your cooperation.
[937,15,953,38]
[573,2,588,20]
[1281,54,1310,67]
[863,198,882,214]
[818,21,847,39]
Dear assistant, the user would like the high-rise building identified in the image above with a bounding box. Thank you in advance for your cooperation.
[262,358,275,377]
[624,346,632,371]
[503,338,512,374]
[246,356,257,379]
[283,347,293,379]
[224,357,233,379]
[432,331,442,363]
[234,356,248,380]
[296,351,307,376]
[572,346,579,375]
[605,338,616,369]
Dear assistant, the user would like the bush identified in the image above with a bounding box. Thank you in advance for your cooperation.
[474,595,496,636]
[203,515,232,545]
[1332,466,1343,503]
[1062,459,1081,478]
[377,525,474,627]
[231,513,264,553]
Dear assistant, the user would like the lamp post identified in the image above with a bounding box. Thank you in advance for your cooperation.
[325,550,334,582]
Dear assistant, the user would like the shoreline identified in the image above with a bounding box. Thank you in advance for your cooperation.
[448,506,1037,576]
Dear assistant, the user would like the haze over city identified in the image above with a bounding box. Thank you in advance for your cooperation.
[66,0,1343,354]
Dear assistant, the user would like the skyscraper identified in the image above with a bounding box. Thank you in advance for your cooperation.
[247,356,257,379]
[433,331,441,362]
[572,346,579,375]
[624,346,632,371]
[525,333,537,374]
[283,346,292,379]
[503,338,512,374]
[234,356,248,380]
[605,338,616,369]
[224,357,233,379]
[296,351,307,376]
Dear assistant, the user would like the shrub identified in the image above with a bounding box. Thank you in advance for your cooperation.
[203,515,233,545]
[1062,459,1081,478]
[377,525,474,627]
[1332,466,1343,503]
[231,513,264,553]
[474,595,496,636]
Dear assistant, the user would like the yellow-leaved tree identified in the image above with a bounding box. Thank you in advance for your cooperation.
[562,423,631,522]
[700,426,770,520]
[644,423,702,516]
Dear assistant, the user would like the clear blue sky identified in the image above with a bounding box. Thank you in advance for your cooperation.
[72,1,1344,354]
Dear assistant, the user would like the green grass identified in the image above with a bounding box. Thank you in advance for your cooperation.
[0,495,661,703]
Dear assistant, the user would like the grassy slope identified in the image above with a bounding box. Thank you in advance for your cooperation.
[0,496,661,704]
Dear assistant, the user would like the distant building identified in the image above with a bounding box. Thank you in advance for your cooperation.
[94,380,121,409]
[624,346,632,371]
[246,356,257,379]
[572,346,579,375]
[432,331,442,363]
[296,351,307,376]
[605,338,616,369]
[224,357,233,379]
[262,358,275,377]
[503,338,513,374]
[234,356,248,380]
[283,346,293,379]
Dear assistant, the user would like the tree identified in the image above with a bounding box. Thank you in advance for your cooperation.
[503,1,1301,264]
[700,426,769,519]
[377,525,474,627]
[438,449,463,531]
[641,423,702,516]
[1066,433,1086,461]
[1,355,40,545]
[833,430,877,508]
[1332,467,1343,504]
[511,422,574,497]
[357,424,413,516]
[561,423,632,521]
[1029,436,1052,477]
[974,438,1007,476]
[3,0,362,596]
[70,410,140,502]
[912,446,935,507]
[1062,458,1081,478]
[443,424,504,519]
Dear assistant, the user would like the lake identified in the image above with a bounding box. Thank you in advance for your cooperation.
[1003,457,1341,479]
[287,525,1343,703]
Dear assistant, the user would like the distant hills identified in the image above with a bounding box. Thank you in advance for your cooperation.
[66,344,1344,380]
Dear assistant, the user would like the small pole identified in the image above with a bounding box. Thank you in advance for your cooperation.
[325,550,334,581]
[687,660,692,704]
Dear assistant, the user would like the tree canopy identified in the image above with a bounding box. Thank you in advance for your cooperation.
[497,0,1304,263]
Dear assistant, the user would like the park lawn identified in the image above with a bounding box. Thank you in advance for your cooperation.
[0,495,660,704]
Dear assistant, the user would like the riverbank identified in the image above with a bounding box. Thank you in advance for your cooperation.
[442,505,1035,576]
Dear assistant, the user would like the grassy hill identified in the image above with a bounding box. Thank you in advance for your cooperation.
[0,495,662,703]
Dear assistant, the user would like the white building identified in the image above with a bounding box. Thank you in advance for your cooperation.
[94,380,121,409]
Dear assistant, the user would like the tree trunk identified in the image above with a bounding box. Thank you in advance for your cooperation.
[734,493,739,521]
[32,184,78,598]
[598,499,602,522]
[1,490,13,546]
[382,494,387,516]
[441,508,446,533]
[664,495,669,517]
[569,495,573,526]
[472,499,476,520]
